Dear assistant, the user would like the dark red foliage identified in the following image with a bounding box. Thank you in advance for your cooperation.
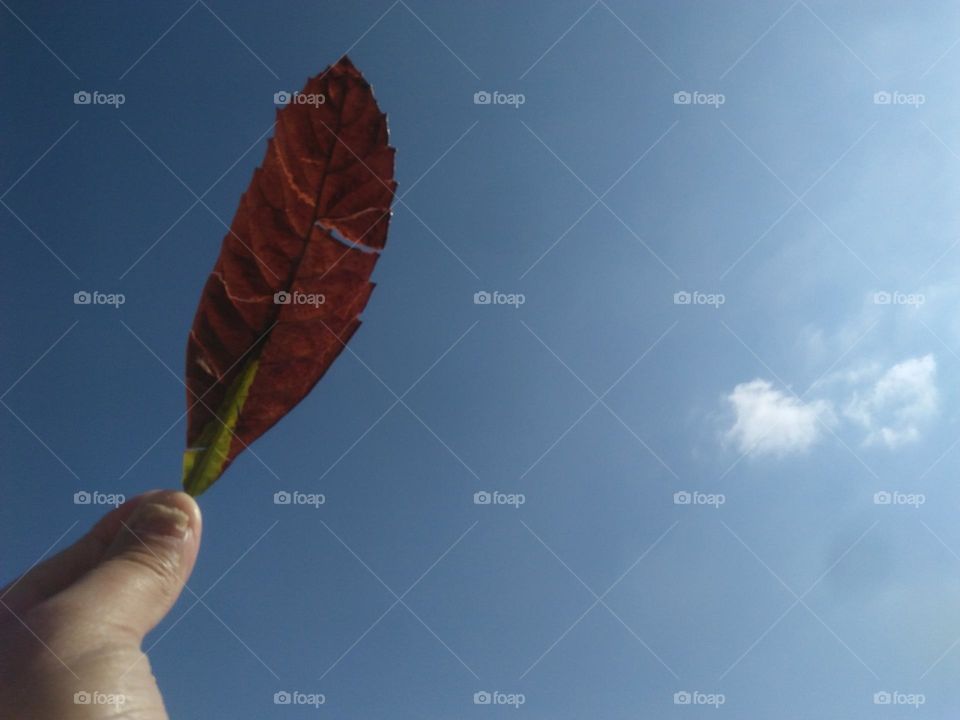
[185,57,396,480]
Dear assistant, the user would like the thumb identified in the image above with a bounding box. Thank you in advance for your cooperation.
[62,490,202,640]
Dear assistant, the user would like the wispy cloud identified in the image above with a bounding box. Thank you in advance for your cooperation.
[723,355,938,457]
[844,354,938,448]
[725,380,833,457]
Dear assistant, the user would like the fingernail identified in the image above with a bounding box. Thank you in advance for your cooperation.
[129,499,191,540]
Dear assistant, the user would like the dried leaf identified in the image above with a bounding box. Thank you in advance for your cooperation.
[183,57,396,496]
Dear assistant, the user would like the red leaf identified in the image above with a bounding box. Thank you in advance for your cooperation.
[183,56,396,496]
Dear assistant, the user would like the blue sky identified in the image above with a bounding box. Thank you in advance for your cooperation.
[5,0,960,717]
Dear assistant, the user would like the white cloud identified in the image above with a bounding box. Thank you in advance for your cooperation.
[722,355,939,457]
[725,380,833,457]
[844,354,938,448]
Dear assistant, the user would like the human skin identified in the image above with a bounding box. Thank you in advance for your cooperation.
[0,490,202,719]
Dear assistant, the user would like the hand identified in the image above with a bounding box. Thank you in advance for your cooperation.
[0,491,202,719]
